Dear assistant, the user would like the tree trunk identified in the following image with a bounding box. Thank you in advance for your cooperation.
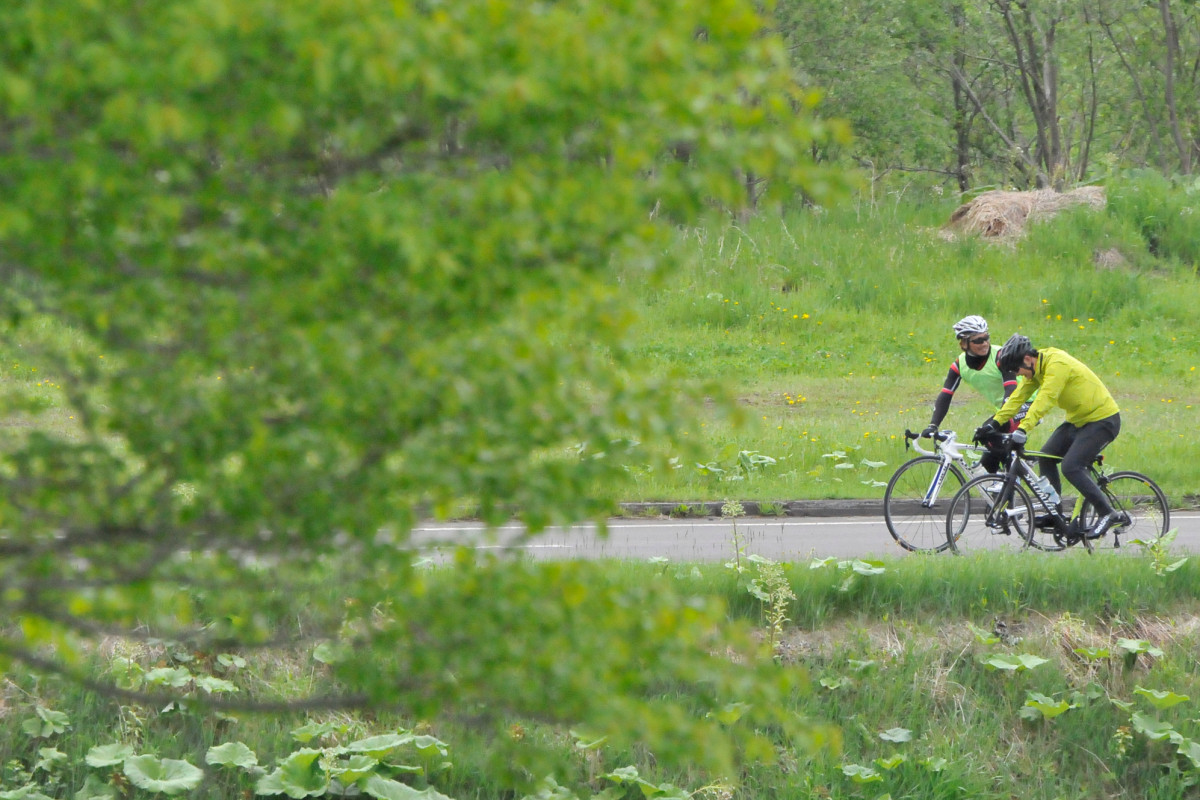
[1160,0,1192,173]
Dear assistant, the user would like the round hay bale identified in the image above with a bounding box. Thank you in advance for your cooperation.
[942,187,1106,240]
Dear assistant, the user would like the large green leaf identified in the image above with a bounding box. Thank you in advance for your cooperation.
[1134,686,1190,710]
[345,734,416,758]
[123,756,205,796]
[1131,712,1179,742]
[20,707,70,738]
[840,764,883,784]
[1024,692,1074,719]
[1117,639,1164,658]
[878,727,911,742]
[362,776,454,800]
[255,750,327,799]
[144,668,193,689]
[985,654,1050,672]
[86,744,136,768]
[206,742,259,769]
[326,755,379,784]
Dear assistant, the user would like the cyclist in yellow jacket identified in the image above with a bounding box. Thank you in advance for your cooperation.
[977,333,1126,541]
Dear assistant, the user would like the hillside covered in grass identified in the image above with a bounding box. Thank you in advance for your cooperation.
[603,172,1200,507]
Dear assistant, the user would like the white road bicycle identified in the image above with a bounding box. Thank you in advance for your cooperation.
[883,429,993,552]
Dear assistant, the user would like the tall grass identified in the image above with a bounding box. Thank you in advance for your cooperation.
[611,177,1200,505]
[7,553,1200,799]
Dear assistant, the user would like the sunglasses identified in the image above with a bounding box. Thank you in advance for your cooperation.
[968,336,990,344]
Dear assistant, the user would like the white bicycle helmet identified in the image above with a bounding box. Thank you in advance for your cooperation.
[952,315,989,340]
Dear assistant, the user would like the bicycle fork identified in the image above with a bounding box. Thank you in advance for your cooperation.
[921,459,953,508]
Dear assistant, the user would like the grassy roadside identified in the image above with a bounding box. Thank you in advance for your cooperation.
[5,551,1200,799]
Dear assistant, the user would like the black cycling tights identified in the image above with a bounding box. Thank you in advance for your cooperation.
[1037,413,1122,516]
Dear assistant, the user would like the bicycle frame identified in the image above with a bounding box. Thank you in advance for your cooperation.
[988,445,1099,545]
[906,431,985,508]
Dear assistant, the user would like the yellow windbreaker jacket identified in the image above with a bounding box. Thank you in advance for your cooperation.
[994,347,1119,432]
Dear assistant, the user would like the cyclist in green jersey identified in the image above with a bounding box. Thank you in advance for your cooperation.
[978,333,1127,541]
[922,315,1027,472]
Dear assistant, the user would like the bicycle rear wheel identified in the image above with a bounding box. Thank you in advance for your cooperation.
[883,455,966,552]
[946,474,1036,555]
[1077,471,1170,551]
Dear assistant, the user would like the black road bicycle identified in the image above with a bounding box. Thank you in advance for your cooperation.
[944,433,1170,555]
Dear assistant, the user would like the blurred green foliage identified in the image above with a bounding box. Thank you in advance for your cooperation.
[0,0,849,786]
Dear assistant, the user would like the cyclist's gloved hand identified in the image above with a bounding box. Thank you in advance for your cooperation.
[974,418,1000,442]
[1010,428,1028,448]
[921,423,938,438]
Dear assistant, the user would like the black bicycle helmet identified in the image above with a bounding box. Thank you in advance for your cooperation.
[996,333,1035,373]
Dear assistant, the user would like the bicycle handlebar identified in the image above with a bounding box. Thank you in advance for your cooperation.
[905,428,956,457]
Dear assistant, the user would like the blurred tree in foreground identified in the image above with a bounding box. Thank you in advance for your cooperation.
[0,0,847,784]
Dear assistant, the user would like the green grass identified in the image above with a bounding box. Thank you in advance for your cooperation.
[605,191,1200,506]
[7,552,1200,799]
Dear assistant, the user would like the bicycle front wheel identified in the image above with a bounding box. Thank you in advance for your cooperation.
[946,474,1036,555]
[1077,471,1170,550]
[883,455,966,552]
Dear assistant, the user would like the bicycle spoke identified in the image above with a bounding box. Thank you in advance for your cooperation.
[884,456,965,552]
[946,475,1036,555]
[1077,471,1170,552]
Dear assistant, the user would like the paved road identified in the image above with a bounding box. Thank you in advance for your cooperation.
[410,511,1200,562]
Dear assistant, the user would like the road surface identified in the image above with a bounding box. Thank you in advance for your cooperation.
[410,511,1200,562]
